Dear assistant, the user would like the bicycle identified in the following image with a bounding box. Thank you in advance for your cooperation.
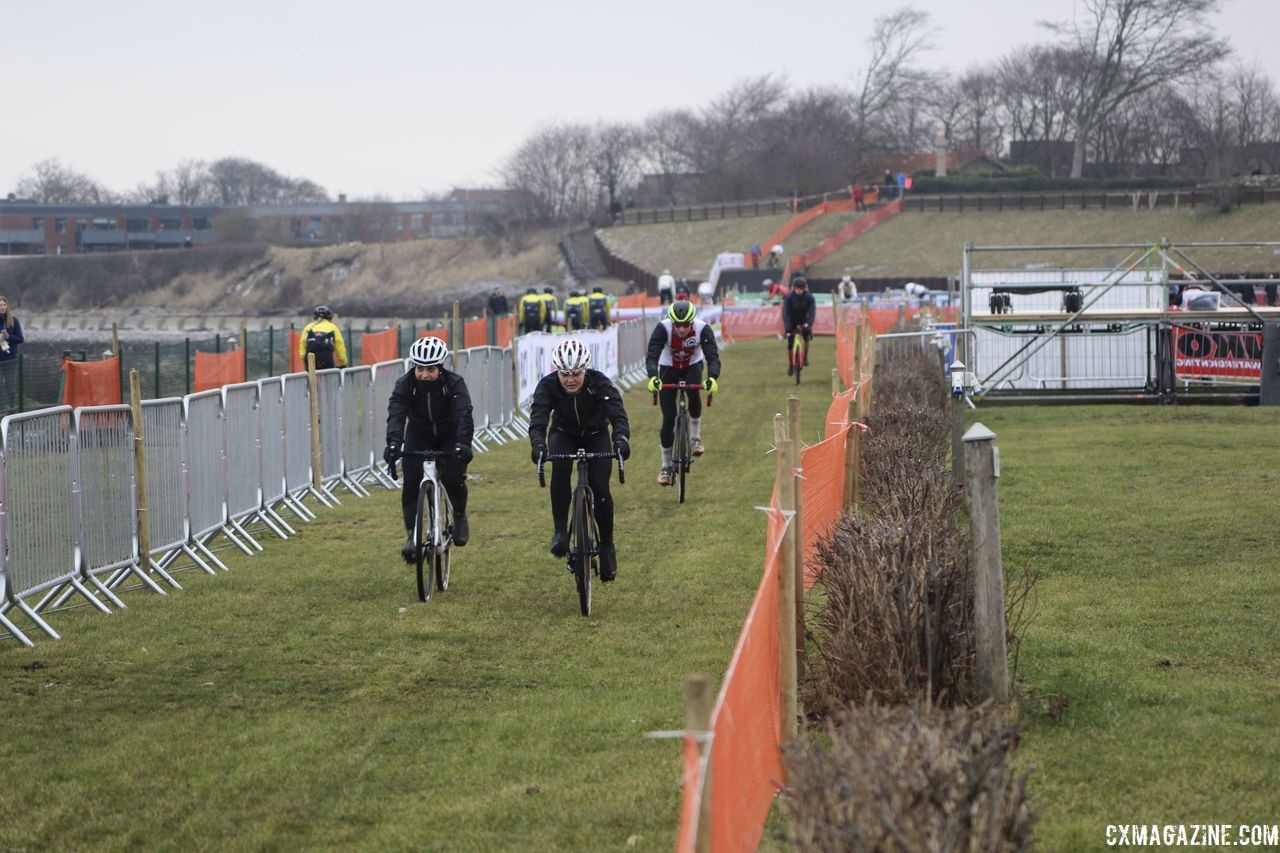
[652,381,713,504]
[538,447,625,616]
[787,324,809,385]
[389,449,455,603]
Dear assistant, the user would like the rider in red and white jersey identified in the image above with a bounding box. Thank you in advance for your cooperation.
[644,300,721,486]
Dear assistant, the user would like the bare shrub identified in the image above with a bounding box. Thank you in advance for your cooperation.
[781,703,1036,852]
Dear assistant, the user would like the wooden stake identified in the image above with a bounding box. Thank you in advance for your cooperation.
[129,369,152,585]
[685,674,714,853]
[774,417,798,745]
[787,396,806,687]
[843,392,861,515]
[964,423,1010,702]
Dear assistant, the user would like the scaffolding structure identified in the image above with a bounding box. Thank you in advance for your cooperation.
[959,239,1280,402]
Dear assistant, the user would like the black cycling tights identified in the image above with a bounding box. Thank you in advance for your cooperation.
[658,365,703,448]
[548,431,614,546]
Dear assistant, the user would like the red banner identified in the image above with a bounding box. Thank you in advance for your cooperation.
[1173,326,1262,380]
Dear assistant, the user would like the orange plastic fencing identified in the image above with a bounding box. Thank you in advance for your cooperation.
[61,357,122,407]
[418,327,449,342]
[193,350,246,393]
[679,499,788,853]
[495,316,515,348]
[463,317,488,349]
[794,197,904,269]
[289,328,305,373]
[360,327,399,365]
[825,385,858,441]
[812,304,860,336]
[835,320,858,388]
[617,293,662,310]
[799,425,850,591]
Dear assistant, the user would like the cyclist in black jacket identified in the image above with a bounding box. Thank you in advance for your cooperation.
[528,339,630,582]
[384,336,475,560]
[781,276,817,373]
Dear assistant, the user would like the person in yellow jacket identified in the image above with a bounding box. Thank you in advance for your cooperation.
[587,285,612,329]
[299,305,348,369]
[538,287,559,332]
[563,290,590,331]
[517,287,545,335]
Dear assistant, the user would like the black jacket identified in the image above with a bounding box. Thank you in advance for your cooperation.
[386,368,474,448]
[782,292,816,330]
[528,369,630,445]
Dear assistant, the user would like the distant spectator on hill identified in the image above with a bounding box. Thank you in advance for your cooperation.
[852,184,866,211]
[1266,274,1278,307]
[767,244,784,269]
[749,245,762,269]
[883,169,895,199]
[487,285,510,317]
[624,280,639,296]
[675,279,692,301]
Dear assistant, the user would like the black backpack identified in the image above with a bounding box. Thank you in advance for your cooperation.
[306,326,337,369]
[523,298,542,326]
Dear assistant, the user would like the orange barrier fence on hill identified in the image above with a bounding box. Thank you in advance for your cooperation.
[361,328,399,365]
[794,197,903,269]
[193,350,246,393]
[61,356,122,407]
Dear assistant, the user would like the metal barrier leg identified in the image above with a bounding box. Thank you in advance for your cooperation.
[0,606,34,647]
[146,557,182,590]
[14,598,61,640]
[281,493,317,521]
[227,518,263,552]
[218,525,256,556]
[252,509,290,540]
[192,540,229,572]
[84,573,129,608]
[264,505,297,536]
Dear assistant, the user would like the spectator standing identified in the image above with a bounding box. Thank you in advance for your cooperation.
[852,184,866,211]
[0,296,24,411]
[539,287,559,332]
[750,245,762,269]
[768,244,785,269]
[697,279,715,305]
[487,285,510,317]
[517,287,544,335]
[624,280,639,296]
[657,269,675,305]
[587,286,612,329]
[838,275,858,301]
[883,169,895,199]
[299,305,347,369]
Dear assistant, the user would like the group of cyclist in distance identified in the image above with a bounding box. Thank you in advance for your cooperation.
[515,285,613,335]
[382,298,719,586]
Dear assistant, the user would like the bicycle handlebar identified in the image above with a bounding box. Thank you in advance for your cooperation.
[386,448,455,481]
[537,449,626,487]
[651,381,714,407]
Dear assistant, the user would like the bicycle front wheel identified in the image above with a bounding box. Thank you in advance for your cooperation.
[415,489,433,603]
[792,342,803,385]
[436,489,452,592]
[572,488,592,617]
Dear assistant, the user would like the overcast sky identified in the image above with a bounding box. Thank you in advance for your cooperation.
[5,0,1277,202]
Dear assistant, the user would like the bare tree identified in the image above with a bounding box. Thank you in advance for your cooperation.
[501,122,595,223]
[955,68,1004,155]
[1045,0,1230,178]
[590,122,642,215]
[850,7,936,168]
[207,157,328,205]
[15,158,107,203]
[168,159,212,206]
[637,109,697,205]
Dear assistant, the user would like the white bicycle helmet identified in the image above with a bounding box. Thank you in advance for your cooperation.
[409,336,450,367]
[551,339,591,373]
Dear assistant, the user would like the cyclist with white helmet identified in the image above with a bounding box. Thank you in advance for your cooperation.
[645,299,721,486]
[528,339,630,582]
[385,336,475,559]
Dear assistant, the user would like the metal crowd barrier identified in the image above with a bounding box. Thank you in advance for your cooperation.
[0,343,530,646]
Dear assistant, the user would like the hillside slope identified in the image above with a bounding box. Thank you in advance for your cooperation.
[0,229,568,317]
[600,203,1280,281]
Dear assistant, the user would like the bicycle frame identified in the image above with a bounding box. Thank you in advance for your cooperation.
[391,449,454,602]
[653,381,713,503]
[537,447,625,616]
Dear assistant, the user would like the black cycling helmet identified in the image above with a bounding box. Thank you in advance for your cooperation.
[313,305,332,320]
[791,277,808,289]
[668,300,696,324]
[543,286,554,294]
[592,285,604,293]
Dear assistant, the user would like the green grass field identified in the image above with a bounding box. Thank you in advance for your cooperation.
[2,339,1277,850]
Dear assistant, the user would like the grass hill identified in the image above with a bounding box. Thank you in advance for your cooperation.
[598,202,1280,283]
[2,203,1277,318]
